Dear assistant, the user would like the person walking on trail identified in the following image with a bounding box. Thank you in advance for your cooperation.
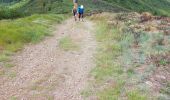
[72,6,77,21]
[78,5,84,21]
[73,0,78,8]
[72,0,78,21]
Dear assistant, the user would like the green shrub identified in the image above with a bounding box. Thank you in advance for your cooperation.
[0,7,24,19]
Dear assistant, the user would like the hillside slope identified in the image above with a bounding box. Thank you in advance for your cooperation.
[103,0,170,16]
[18,0,72,14]
[19,0,125,14]
[1,0,170,19]
[20,0,170,16]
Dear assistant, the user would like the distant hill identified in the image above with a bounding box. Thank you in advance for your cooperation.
[103,0,170,16]
[13,0,170,17]
[18,0,72,14]
[18,0,124,14]
[0,0,170,19]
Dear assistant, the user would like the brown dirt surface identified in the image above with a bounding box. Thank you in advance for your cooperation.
[0,19,97,100]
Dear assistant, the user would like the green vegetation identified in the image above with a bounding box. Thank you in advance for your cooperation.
[1,0,170,19]
[79,0,126,13]
[59,36,79,51]
[89,14,131,99]
[103,0,170,16]
[160,83,170,96]
[0,14,66,52]
[0,0,30,19]
[19,0,73,14]
[97,80,125,100]
[0,6,23,19]
[0,14,66,71]
[8,71,17,78]
[0,0,169,99]
[4,63,14,68]
[8,0,30,9]
[10,96,17,100]
[0,0,72,19]
[0,54,10,62]
[127,90,148,100]
[85,12,170,99]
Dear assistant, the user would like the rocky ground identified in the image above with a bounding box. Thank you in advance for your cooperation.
[0,19,97,100]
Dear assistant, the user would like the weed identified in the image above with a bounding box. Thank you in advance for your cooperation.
[10,96,17,100]
[0,14,66,53]
[86,9,170,99]
[0,54,10,62]
[158,94,170,100]
[59,36,79,51]
[160,83,170,95]
[127,68,135,77]
[7,71,17,78]
[81,89,93,98]
[31,85,44,91]
[127,90,148,100]
[4,63,14,68]
[159,59,168,66]
[97,80,125,100]
[0,69,5,76]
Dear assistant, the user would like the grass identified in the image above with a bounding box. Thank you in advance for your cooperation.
[159,59,169,66]
[1,0,170,20]
[87,15,128,99]
[127,68,135,77]
[0,14,66,52]
[0,69,5,76]
[85,12,169,99]
[127,90,148,100]
[7,71,17,78]
[0,14,67,77]
[0,0,30,19]
[160,83,170,96]
[29,94,54,100]
[97,80,125,100]
[103,0,170,16]
[4,63,14,68]
[10,96,17,100]
[59,36,79,51]
[18,0,73,14]
[28,74,59,99]
[8,0,30,9]
[91,20,123,83]
[0,54,10,62]
[0,0,72,19]
[79,0,126,13]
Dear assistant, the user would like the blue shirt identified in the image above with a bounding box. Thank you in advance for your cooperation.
[78,7,84,14]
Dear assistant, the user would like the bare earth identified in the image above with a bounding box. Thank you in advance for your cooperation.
[0,19,96,100]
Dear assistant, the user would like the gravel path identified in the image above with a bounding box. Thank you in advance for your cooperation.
[0,19,96,100]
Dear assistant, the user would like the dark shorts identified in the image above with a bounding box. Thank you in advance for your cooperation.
[79,13,84,18]
[73,10,77,16]
[73,12,77,16]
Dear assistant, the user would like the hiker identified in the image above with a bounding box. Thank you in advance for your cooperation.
[72,6,77,21]
[73,0,78,8]
[78,5,84,21]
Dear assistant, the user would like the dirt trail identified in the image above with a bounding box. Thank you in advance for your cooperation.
[0,19,96,100]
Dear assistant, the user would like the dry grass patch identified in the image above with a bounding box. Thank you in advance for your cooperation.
[59,36,79,51]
